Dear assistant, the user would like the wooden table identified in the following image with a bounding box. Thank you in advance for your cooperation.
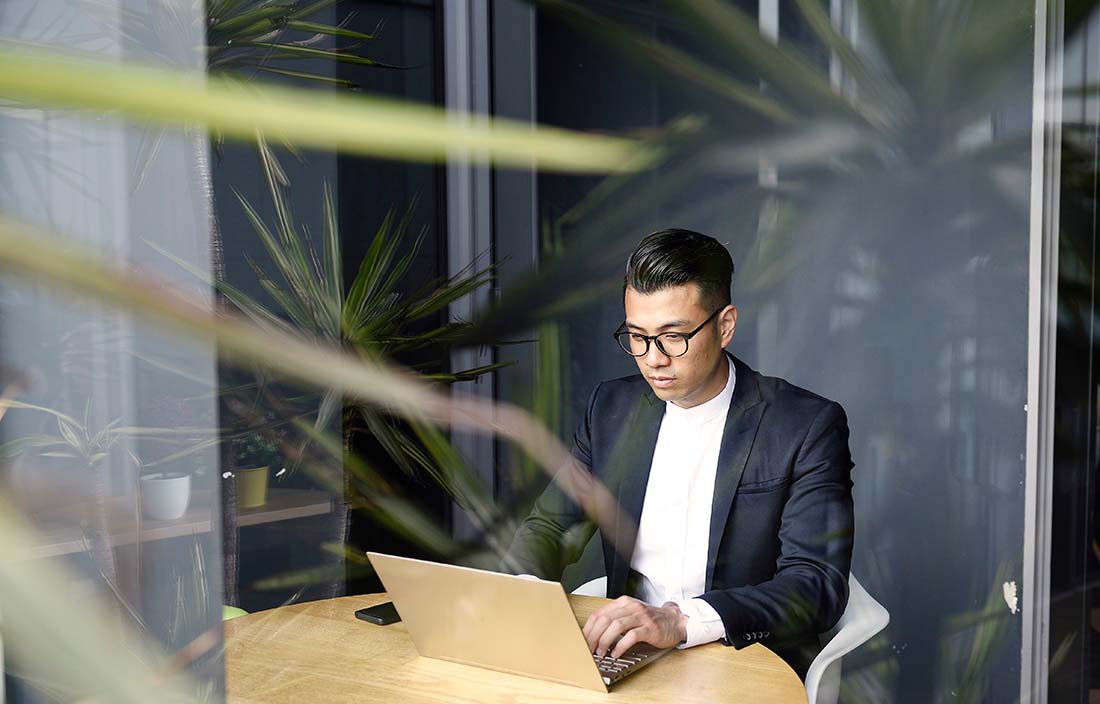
[226,592,807,703]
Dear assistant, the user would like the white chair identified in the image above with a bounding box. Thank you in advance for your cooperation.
[571,576,608,597]
[805,574,890,704]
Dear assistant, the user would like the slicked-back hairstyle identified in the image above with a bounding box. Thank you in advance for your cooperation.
[624,229,734,311]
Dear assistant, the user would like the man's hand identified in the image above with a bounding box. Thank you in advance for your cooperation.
[582,595,688,659]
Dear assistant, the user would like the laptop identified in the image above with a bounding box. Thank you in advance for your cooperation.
[366,552,673,692]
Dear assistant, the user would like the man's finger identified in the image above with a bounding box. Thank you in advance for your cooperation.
[595,615,639,656]
[584,605,631,639]
[583,599,645,651]
[586,613,616,654]
[583,612,608,651]
[610,629,642,660]
[583,608,622,651]
[580,607,616,642]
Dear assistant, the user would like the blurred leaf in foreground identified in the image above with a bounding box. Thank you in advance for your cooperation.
[0,215,637,564]
[0,42,654,174]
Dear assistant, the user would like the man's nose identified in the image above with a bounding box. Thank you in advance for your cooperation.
[645,342,671,368]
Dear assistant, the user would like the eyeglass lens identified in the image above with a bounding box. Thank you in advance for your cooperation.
[616,332,688,357]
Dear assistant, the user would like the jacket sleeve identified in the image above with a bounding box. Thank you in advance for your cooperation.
[502,383,602,579]
[699,401,855,651]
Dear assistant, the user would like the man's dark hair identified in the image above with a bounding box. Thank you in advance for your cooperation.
[624,229,734,310]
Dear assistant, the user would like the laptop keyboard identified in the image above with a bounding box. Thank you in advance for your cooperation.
[592,645,659,684]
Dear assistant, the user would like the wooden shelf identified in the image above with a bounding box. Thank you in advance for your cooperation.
[237,489,333,527]
[25,489,333,559]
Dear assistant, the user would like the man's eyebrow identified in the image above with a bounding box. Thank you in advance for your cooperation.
[624,319,691,331]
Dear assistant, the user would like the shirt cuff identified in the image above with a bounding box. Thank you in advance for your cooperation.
[672,598,726,649]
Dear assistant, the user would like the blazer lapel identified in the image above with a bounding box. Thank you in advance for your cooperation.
[604,388,664,598]
[705,354,765,589]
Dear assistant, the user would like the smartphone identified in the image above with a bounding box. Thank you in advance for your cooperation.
[355,601,401,626]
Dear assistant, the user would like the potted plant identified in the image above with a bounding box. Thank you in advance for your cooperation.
[139,470,192,521]
[231,431,280,509]
[137,395,212,521]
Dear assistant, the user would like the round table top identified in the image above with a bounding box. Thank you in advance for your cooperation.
[225,592,807,703]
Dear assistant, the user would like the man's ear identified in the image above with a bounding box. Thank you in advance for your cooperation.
[720,305,738,347]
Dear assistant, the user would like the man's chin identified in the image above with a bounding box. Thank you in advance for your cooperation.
[648,383,678,401]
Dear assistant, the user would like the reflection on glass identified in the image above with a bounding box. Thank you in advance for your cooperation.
[5,0,1100,703]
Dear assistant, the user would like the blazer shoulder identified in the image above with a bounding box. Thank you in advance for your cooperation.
[584,372,653,412]
[599,372,650,395]
[750,367,846,422]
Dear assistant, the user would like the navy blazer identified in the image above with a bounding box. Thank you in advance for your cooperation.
[506,352,855,676]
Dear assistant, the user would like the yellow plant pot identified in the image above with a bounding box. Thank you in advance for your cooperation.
[237,466,270,508]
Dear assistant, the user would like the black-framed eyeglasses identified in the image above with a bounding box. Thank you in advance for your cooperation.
[612,307,724,358]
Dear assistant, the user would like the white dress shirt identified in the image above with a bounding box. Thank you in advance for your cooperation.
[630,356,735,648]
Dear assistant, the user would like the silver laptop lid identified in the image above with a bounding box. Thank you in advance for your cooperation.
[367,552,607,692]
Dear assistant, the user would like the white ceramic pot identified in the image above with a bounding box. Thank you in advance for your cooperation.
[140,472,191,521]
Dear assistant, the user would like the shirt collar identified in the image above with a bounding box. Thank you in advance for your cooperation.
[663,356,736,425]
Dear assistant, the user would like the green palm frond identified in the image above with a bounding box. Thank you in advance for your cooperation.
[321,182,342,306]
[400,266,497,324]
[235,152,498,355]
[9,402,228,471]
[289,413,467,554]
[246,66,360,88]
[242,42,397,68]
[343,209,421,337]
[418,361,516,384]
[205,0,399,81]
[207,6,299,42]
[280,20,376,42]
[536,1,798,126]
[664,0,869,120]
[220,137,507,493]
[791,0,908,124]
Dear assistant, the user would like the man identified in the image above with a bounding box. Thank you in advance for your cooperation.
[506,229,854,678]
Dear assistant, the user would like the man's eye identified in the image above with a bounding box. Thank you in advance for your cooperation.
[662,333,684,341]
[630,334,646,342]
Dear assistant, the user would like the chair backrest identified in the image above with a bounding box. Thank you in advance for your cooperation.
[805,574,890,704]
[571,576,608,597]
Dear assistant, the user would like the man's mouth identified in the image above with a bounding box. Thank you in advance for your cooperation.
[649,376,675,388]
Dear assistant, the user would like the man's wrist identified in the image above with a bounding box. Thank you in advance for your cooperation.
[673,598,727,649]
[662,601,689,644]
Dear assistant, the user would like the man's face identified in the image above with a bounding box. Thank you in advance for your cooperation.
[623,284,737,408]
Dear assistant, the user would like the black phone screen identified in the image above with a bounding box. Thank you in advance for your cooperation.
[355,601,401,625]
